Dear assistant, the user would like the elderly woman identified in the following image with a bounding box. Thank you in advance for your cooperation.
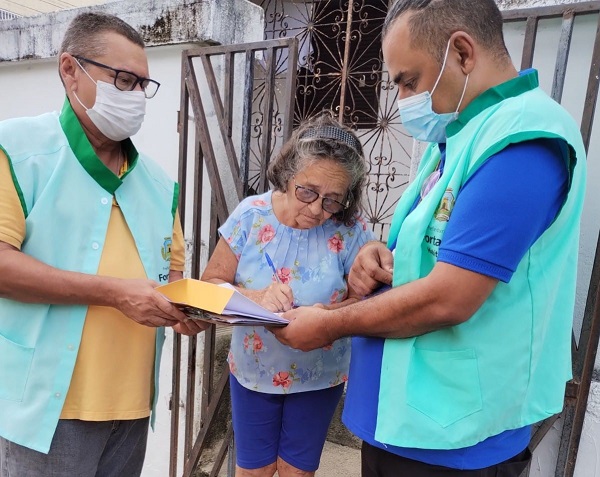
[201,115,373,477]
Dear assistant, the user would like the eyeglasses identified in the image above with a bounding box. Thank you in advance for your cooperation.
[294,181,348,214]
[74,56,161,99]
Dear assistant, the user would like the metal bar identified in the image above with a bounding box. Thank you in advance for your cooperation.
[183,37,296,57]
[208,426,234,477]
[581,11,600,152]
[520,16,539,70]
[201,54,243,201]
[558,233,600,476]
[183,336,198,459]
[258,47,276,193]
[170,51,193,477]
[170,335,182,477]
[182,366,230,476]
[551,11,575,103]
[177,58,191,238]
[282,38,299,142]
[185,59,230,224]
[555,400,577,477]
[224,52,234,138]
[240,50,254,196]
[227,431,236,477]
[529,414,560,451]
[338,0,354,123]
[502,1,600,22]
[181,52,209,463]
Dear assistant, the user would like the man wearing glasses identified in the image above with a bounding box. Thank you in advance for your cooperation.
[0,12,206,476]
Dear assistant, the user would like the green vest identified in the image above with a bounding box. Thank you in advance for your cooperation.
[0,99,179,453]
[376,71,586,449]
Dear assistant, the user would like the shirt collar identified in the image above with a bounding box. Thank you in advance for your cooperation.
[58,97,139,194]
[446,69,540,138]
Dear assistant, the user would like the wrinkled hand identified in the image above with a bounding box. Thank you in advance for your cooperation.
[270,305,335,352]
[172,318,210,336]
[259,282,294,312]
[348,241,394,297]
[114,279,189,328]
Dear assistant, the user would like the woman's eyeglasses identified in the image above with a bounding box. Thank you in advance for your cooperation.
[74,56,161,99]
[294,181,348,214]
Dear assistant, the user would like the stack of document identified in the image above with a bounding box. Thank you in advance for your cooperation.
[157,279,289,327]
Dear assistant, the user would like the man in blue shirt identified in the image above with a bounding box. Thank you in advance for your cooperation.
[273,1,587,475]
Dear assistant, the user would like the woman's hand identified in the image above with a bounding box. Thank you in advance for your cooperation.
[258,282,295,312]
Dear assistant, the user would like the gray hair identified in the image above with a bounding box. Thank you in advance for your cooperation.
[267,114,367,226]
[60,12,144,60]
[383,0,509,65]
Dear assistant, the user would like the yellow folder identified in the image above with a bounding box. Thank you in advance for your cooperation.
[157,278,288,326]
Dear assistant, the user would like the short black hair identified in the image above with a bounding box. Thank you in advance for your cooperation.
[383,0,509,64]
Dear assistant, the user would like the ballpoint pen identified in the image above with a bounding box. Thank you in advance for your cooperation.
[264,252,282,284]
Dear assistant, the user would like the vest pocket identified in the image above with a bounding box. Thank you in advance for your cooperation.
[406,348,482,428]
[0,333,34,402]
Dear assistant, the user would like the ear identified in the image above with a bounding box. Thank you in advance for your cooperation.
[450,31,476,76]
[59,53,79,92]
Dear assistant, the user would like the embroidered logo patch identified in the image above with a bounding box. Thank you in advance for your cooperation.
[434,188,455,222]
[161,237,172,261]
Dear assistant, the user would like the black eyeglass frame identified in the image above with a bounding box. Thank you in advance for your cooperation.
[74,55,161,99]
[293,181,349,215]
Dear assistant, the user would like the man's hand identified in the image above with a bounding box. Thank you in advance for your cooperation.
[172,318,210,336]
[113,279,189,328]
[348,241,394,296]
[270,305,336,351]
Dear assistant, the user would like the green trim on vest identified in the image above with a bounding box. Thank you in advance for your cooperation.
[0,145,27,218]
[58,98,139,193]
[0,108,178,453]
[120,139,139,179]
[171,183,180,220]
[447,70,539,138]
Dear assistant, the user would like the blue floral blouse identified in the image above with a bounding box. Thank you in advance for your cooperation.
[220,191,374,394]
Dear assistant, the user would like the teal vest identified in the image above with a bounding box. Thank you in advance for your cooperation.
[0,99,179,453]
[376,71,586,449]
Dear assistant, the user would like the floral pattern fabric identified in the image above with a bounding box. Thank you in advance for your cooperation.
[220,191,374,394]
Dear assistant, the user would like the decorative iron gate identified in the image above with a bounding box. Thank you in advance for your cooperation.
[170,2,600,476]
[250,0,413,241]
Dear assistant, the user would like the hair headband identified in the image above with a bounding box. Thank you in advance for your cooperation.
[300,126,362,153]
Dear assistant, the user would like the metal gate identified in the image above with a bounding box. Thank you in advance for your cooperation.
[169,37,298,477]
[170,2,600,476]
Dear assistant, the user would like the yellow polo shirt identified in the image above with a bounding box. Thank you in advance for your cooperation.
[0,150,184,421]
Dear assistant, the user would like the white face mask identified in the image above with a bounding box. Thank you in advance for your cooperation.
[73,59,146,141]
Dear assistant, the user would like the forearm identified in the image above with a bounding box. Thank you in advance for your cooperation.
[0,245,122,307]
[325,263,497,340]
[326,279,450,339]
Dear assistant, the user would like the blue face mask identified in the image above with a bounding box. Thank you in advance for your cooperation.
[397,41,469,143]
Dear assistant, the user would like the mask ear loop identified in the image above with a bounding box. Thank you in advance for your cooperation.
[454,74,470,114]
[430,40,453,97]
[72,57,97,111]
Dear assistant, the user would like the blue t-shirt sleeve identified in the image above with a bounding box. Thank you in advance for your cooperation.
[438,138,569,282]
